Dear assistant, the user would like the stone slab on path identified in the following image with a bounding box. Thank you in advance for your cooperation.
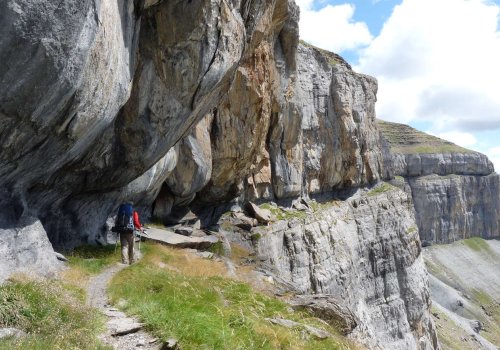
[141,227,218,249]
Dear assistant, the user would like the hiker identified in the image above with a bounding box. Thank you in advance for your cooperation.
[114,202,136,265]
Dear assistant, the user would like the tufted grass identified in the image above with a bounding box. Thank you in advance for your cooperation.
[462,237,491,252]
[367,182,395,196]
[259,203,308,221]
[0,276,109,350]
[108,244,355,350]
[67,244,119,275]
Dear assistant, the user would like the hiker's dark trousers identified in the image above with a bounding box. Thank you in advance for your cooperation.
[120,231,135,264]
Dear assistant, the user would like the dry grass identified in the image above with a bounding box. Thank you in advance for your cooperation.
[144,244,229,278]
[108,243,356,350]
[0,275,109,350]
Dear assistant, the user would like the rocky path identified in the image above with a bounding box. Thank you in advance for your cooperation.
[86,263,166,350]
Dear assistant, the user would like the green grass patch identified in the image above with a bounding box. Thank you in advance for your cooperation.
[259,203,308,221]
[377,120,474,155]
[108,244,351,350]
[469,289,500,345]
[208,241,225,256]
[367,183,394,196]
[462,237,491,253]
[406,226,417,234]
[472,288,493,306]
[0,277,109,350]
[430,306,472,350]
[67,244,119,276]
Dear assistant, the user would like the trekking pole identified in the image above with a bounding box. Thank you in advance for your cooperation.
[138,230,141,253]
[115,233,120,254]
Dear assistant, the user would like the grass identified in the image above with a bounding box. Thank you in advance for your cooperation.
[62,244,120,289]
[424,260,442,277]
[108,244,353,350]
[473,289,500,345]
[367,183,394,196]
[0,276,109,350]
[377,120,473,155]
[259,203,308,221]
[462,237,491,252]
[67,244,119,275]
[406,226,417,234]
[430,306,473,350]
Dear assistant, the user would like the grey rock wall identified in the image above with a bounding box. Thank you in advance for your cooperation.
[0,217,62,282]
[379,120,500,244]
[407,174,500,244]
[157,41,384,212]
[388,152,493,178]
[227,187,439,350]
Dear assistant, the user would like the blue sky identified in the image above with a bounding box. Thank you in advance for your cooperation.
[296,0,500,169]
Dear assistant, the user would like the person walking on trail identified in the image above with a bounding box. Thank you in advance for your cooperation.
[114,202,136,265]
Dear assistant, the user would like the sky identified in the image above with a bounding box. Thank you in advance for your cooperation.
[296,0,500,170]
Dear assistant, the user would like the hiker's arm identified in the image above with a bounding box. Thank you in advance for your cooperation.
[133,211,142,229]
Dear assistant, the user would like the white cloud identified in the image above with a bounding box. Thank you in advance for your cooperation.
[427,131,477,148]
[485,146,500,172]
[298,2,373,52]
[356,0,500,132]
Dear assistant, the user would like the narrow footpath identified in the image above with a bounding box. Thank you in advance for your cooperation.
[86,263,164,350]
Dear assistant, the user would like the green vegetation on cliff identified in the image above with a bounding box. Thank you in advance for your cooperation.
[377,119,473,154]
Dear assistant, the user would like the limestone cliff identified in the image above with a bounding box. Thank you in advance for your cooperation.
[379,121,500,244]
[219,187,439,350]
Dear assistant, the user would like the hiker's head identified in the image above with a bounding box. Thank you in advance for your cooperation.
[125,201,134,206]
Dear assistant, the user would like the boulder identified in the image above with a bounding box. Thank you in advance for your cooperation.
[264,318,331,339]
[174,226,193,237]
[247,202,273,224]
[144,227,218,250]
[0,328,26,339]
[107,319,143,336]
[289,294,358,335]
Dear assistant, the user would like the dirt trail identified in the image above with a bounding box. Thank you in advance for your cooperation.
[86,263,163,350]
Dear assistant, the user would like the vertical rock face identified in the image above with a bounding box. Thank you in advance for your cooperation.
[379,121,500,244]
[237,188,439,350]
[408,174,500,243]
[167,42,384,206]
[269,44,382,199]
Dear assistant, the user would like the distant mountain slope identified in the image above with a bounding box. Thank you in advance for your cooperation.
[424,238,500,349]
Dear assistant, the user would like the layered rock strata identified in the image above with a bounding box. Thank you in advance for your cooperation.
[222,187,439,350]
[378,120,500,244]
